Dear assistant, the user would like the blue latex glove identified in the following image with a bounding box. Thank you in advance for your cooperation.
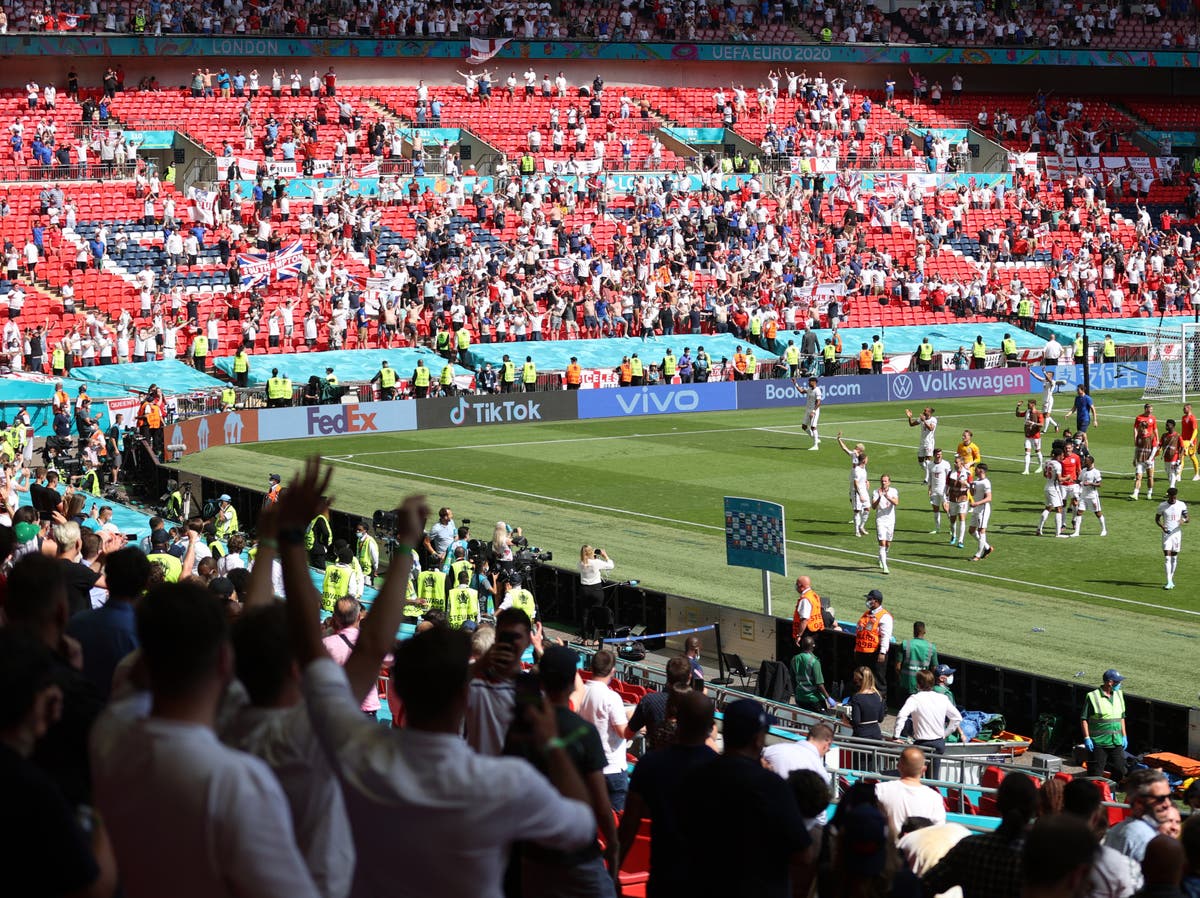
[826,697,837,709]
[1084,737,1095,752]
[1121,736,1129,750]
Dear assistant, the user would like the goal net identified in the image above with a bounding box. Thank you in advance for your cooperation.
[1143,323,1200,403]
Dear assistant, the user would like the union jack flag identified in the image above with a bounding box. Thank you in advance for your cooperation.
[874,173,906,195]
[238,240,305,287]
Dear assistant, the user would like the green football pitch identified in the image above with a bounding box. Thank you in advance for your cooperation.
[178,387,1200,707]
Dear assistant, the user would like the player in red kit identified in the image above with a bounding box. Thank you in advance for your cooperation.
[1135,403,1160,446]
[1059,440,1082,519]
[1181,404,1199,481]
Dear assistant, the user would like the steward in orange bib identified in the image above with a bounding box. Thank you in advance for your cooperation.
[792,576,826,644]
[854,589,894,691]
[565,357,582,390]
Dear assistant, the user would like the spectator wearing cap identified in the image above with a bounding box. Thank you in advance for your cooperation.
[91,580,322,897]
[933,664,957,702]
[873,746,947,838]
[222,603,355,898]
[855,589,894,694]
[1106,770,1174,869]
[213,493,238,542]
[66,547,151,699]
[893,669,965,780]
[0,628,118,898]
[577,649,631,812]
[1082,668,1128,781]
[831,804,924,896]
[923,773,1039,898]
[677,698,814,896]
[147,526,196,583]
[508,645,619,896]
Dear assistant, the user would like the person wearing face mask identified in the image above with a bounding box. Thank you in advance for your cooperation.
[1081,668,1128,781]
[854,590,893,694]
[933,664,957,703]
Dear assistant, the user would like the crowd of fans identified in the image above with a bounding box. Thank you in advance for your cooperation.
[0,0,1197,48]
[4,457,1200,898]
[1,71,1199,379]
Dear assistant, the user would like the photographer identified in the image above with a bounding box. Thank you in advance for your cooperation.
[578,545,614,609]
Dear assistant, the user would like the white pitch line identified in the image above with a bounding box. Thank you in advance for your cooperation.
[319,454,1200,619]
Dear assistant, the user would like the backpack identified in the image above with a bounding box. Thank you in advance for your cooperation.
[618,641,646,663]
[1032,712,1061,754]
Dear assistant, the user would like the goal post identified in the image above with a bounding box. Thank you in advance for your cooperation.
[1143,323,1200,403]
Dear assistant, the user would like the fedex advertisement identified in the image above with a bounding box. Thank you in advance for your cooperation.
[256,401,417,442]
[578,382,737,419]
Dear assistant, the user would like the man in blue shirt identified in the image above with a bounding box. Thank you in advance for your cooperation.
[66,547,151,699]
[1070,384,1098,433]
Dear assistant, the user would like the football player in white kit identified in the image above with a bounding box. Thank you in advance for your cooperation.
[1016,398,1046,475]
[1155,486,1189,589]
[795,376,822,450]
[967,463,993,561]
[1030,369,1063,432]
[1039,445,1068,538]
[871,474,899,574]
[946,455,971,549]
[925,447,952,535]
[905,407,939,483]
[837,432,870,537]
[1073,454,1107,537]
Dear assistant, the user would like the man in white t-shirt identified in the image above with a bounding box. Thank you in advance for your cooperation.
[871,475,899,574]
[925,448,951,535]
[91,582,322,898]
[577,649,631,811]
[763,722,835,823]
[1155,487,1189,589]
[874,746,947,838]
[798,376,822,450]
[906,407,938,481]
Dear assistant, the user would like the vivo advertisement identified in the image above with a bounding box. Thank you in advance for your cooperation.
[257,401,417,442]
[578,382,738,420]
[1029,362,1148,393]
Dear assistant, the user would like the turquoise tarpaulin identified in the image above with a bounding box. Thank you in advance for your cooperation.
[1038,316,1194,345]
[211,347,473,385]
[67,360,228,394]
[0,361,227,437]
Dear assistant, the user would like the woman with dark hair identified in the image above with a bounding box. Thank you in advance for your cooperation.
[921,772,1039,898]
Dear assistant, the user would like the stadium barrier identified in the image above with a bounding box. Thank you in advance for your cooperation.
[163,370,1037,459]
